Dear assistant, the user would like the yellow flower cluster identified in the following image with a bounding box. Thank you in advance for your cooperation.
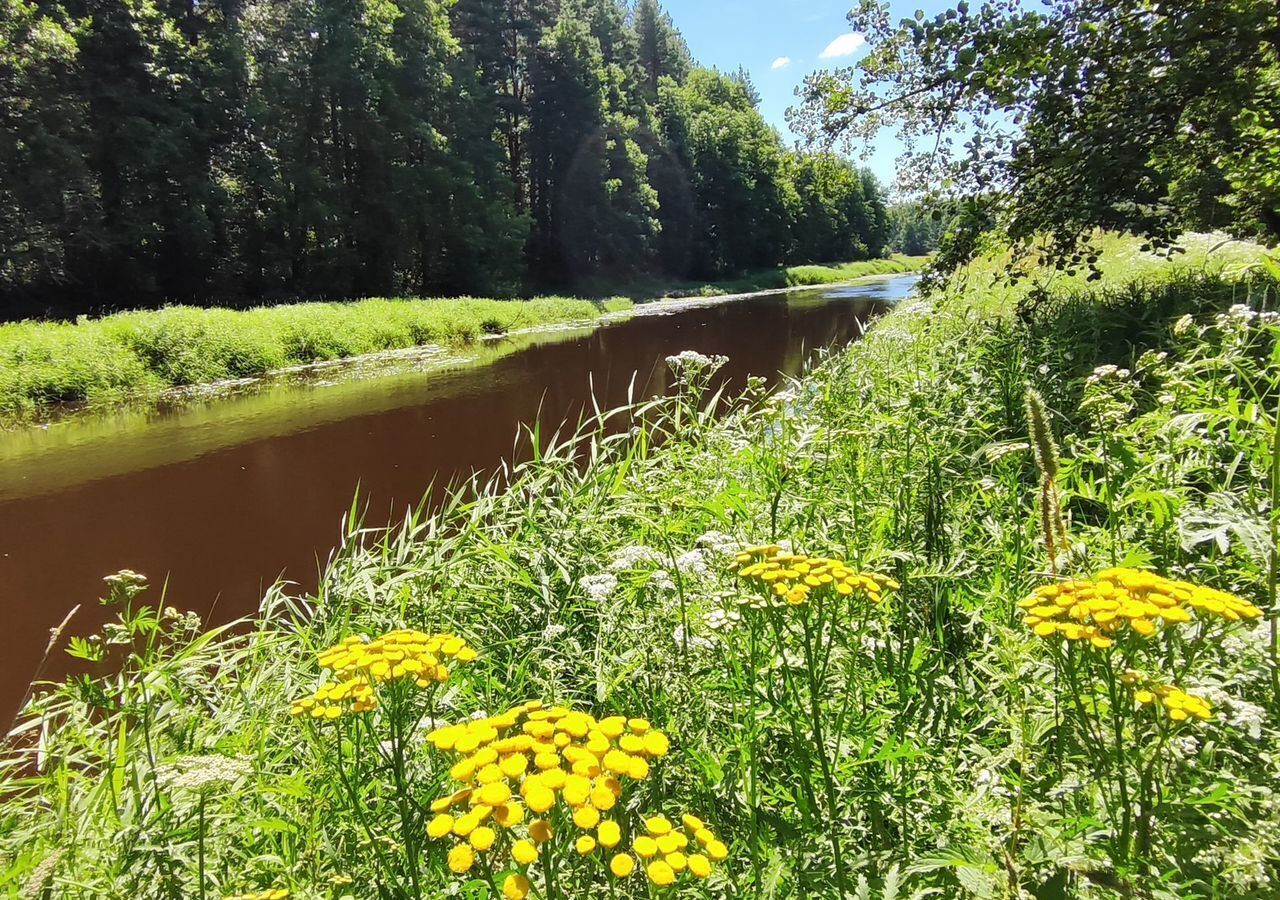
[1122,671,1213,722]
[223,891,288,900]
[1018,568,1261,648]
[615,812,727,886]
[289,630,476,719]
[426,701,723,890]
[731,545,899,607]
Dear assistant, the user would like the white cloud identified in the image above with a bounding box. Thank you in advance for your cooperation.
[819,32,866,59]
[771,56,792,70]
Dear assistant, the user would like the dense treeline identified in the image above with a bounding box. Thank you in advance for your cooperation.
[887,203,945,257]
[0,0,890,318]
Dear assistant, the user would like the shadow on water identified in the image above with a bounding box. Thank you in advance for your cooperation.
[0,275,917,718]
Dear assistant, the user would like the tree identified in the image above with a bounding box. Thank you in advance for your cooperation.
[452,0,557,213]
[888,203,946,256]
[528,15,658,285]
[630,0,690,99]
[0,0,893,314]
[793,0,1280,274]
[0,0,88,311]
[658,68,793,276]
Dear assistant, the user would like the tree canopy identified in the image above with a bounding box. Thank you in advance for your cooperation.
[1,0,891,317]
[794,0,1280,273]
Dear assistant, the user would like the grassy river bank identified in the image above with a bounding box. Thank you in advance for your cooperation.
[0,258,925,425]
[3,237,1278,899]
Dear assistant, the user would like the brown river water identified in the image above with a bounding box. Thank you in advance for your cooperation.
[0,275,916,721]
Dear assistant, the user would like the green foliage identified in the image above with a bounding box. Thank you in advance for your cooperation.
[0,296,627,419]
[887,203,946,257]
[658,69,795,277]
[795,0,1280,273]
[4,239,1278,897]
[1,0,897,315]
[631,0,691,98]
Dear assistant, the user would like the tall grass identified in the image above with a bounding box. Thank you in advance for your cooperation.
[3,238,1279,898]
[602,255,928,301]
[0,296,630,421]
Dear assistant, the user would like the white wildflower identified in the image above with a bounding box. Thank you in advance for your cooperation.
[1193,683,1268,740]
[672,625,712,651]
[581,573,618,603]
[695,530,740,557]
[674,549,710,578]
[649,571,676,593]
[1221,619,1273,659]
[608,545,662,572]
[705,607,741,632]
[665,350,728,373]
[156,755,252,793]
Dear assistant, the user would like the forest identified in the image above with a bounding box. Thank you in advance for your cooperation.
[0,0,892,317]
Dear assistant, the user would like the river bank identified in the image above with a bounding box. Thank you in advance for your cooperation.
[0,257,926,427]
[5,239,1277,898]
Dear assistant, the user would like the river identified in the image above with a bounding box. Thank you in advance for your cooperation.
[0,274,917,720]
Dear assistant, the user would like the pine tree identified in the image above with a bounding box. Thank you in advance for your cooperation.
[631,0,689,99]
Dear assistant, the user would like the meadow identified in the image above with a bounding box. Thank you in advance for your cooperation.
[0,296,637,422]
[0,257,925,426]
[2,235,1278,899]
[610,255,926,301]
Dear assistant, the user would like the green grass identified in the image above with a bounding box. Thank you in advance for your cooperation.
[0,296,631,421]
[780,255,926,287]
[3,236,1279,898]
[602,254,928,301]
[0,257,924,425]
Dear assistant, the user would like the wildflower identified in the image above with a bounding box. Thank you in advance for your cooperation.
[447,844,475,874]
[1193,683,1266,739]
[503,875,531,900]
[1127,672,1212,722]
[675,549,711,577]
[731,546,898,608]
[512,839,539,865]
[470,826,497,851]
[598,820,621,847]
[1017,568,1261,645]
[156,755,252,793]
[695,531,740,557]
[645,815,673,836]
[609,545,663,572]
[705,607,741,632]
[290,630,477,718]
[223,891,288,900]
[647,860,676,886]
[665,350,728,373]
[425,700,723,886]
[581,573,618,603]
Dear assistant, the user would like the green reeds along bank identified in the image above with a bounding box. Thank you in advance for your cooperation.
[0,296,631,421]
[4,236,1280,898]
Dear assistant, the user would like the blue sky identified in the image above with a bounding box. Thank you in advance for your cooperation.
[667,0,954,188]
